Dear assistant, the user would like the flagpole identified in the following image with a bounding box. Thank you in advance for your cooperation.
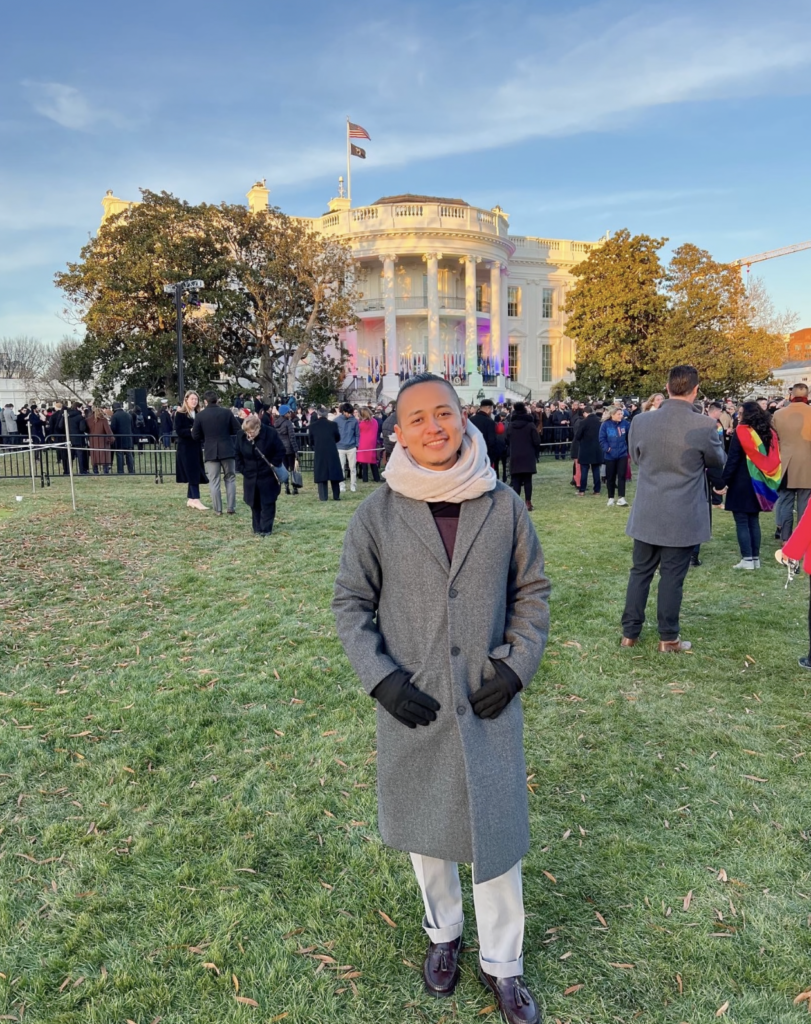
[346,117,351,207]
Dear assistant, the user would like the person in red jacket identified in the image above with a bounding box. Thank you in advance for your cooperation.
[777,502,811,669]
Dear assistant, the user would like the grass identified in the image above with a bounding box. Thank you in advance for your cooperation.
[1,463,811,1024]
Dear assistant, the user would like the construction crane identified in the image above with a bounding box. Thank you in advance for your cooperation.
[730,240,811,269]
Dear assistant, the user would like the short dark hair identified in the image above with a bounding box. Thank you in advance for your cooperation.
[203,390,219,404]
[340,402,354,414]
[667,365,699,396]
[395,373,461,424]
[583,404,594,414]
[709,401,723,411]
[513,402,527,415]
[479,398,494,409]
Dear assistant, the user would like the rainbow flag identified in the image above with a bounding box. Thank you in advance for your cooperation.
[736,425,781,512]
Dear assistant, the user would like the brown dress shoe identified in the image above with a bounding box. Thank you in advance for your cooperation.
[620,636,638,648]
[479,969,540,1024]
[658,638,692,653]
[423,936,462,998]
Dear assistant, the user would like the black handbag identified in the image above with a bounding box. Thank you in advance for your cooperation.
[290,458,303,490]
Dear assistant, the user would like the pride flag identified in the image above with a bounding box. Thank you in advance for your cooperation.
[736,424,781,512]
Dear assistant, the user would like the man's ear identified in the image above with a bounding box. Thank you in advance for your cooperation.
[393,423,405,447]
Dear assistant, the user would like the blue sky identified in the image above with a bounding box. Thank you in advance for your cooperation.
[3,0,811,346]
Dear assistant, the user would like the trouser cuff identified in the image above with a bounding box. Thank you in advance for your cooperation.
[422,915,464,945]
[479,954,524,979]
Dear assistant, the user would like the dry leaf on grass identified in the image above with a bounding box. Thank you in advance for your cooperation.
[742,775,768,782]
[595,912,608,927]
[270,1015,289,1022]
[378,910,397,928]
[542,871,557,883]
[716,1000,730,1016]
[563,984,583,995]
[683,890,693,911]
[478,1006,497,1015]
[609,963,635,969]
[676,973,683,994]
[202,963,219,974]
[235,995,259,1007]
[794,991,811,1006]
[717,869,728,882]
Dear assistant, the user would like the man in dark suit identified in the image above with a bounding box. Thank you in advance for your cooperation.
[621,365,726,653]
[192,391,240,515]
[110,401,135,474]
[470,399,498,466]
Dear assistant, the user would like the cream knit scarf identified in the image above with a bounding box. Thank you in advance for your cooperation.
[383,420,497,503]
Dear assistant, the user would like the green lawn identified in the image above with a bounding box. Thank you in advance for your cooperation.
[1,464,810,1024]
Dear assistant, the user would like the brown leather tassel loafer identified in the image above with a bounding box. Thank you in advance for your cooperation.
[620,637,638,648]
[658,638,692,653]
[424,936,462,998]
[479,969,540,1024]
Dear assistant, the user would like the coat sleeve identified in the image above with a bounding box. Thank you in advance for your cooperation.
[703,422,727,471]
[531,425,541,455]
[721,434,742,486]
[502,505,551,689]
[269,430,285,466]
[332,510,400,694]
[191,416,202,442]
[598,420,610,455]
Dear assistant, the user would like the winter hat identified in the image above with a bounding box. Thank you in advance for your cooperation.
[279,404,291,415]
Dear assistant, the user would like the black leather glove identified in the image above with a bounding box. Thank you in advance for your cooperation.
[371,669,441,729]
[469,660,523,719]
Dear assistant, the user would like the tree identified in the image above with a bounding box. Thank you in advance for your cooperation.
[212,204,356,395]
[296,351,348,408]
[564,229,669,395]
[55,191,241,401]
[0,336,50,387]
[657,244,788,395]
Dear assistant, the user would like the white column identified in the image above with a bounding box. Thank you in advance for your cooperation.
[490,261,503,381]
[462,256,482,389]
[380,254,399,395]
[424,252,442,374]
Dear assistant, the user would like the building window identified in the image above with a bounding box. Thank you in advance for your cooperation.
[541,344,552,382]
[542,288,554,319]
[476,285,483,312]
[507,286,521,318]
[508,343,519,382]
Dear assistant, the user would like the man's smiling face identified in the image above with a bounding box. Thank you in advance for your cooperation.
[394,380,467,471]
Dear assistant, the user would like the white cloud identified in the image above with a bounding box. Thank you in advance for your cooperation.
[22,80,127,131]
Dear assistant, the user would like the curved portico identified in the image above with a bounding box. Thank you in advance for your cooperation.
[316,195,515,399]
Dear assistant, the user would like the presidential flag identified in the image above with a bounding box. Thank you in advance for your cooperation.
[350,143,366,159]
[348,121,371,140]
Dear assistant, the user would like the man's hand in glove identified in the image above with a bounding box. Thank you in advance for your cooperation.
[371,669,441,729]
[469,659,523,719]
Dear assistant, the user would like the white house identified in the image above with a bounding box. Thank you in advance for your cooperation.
[102,183,603,402]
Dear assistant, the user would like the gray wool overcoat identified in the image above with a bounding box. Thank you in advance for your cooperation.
[332,481,551,883]
[626,400,726,548]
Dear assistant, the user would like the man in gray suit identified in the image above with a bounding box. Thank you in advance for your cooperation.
[621,365,726,652]
[333,374,549,1024]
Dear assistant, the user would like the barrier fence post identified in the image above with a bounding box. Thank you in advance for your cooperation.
[64,426,77,512]
[27,421,36,494]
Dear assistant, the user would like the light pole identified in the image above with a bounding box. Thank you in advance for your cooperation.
[163,279,204,400]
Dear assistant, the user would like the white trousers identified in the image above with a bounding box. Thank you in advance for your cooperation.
[410,853,524,978]
[337,447,357,488]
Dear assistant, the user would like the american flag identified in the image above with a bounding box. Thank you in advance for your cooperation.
[348,121,371,140]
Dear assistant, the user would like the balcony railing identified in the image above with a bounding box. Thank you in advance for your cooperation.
[317,201,512,240]
[358,294,471,313]
[395,296,426,310]
[356,298,385,312]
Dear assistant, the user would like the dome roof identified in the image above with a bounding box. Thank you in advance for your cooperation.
[373,194,469,207]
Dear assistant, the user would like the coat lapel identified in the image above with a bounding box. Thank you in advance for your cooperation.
[449,492,494,583]
[393,494,451,571]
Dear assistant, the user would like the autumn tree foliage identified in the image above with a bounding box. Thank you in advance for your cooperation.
[565,230,790,397]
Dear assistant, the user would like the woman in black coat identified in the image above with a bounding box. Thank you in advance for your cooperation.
[308,411,344,501]
[235,415,286,535]
[175,391,208,510]
[720,402,774,569]
[506,402,541,511]
[573,406,603,496]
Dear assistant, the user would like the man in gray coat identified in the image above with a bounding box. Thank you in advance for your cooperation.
[621,365,726,652]
[333,374,549,1024]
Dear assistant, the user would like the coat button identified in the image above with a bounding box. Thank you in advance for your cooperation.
[449,588,458,598]
[456,705,466,716]
[451,646,460,656]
